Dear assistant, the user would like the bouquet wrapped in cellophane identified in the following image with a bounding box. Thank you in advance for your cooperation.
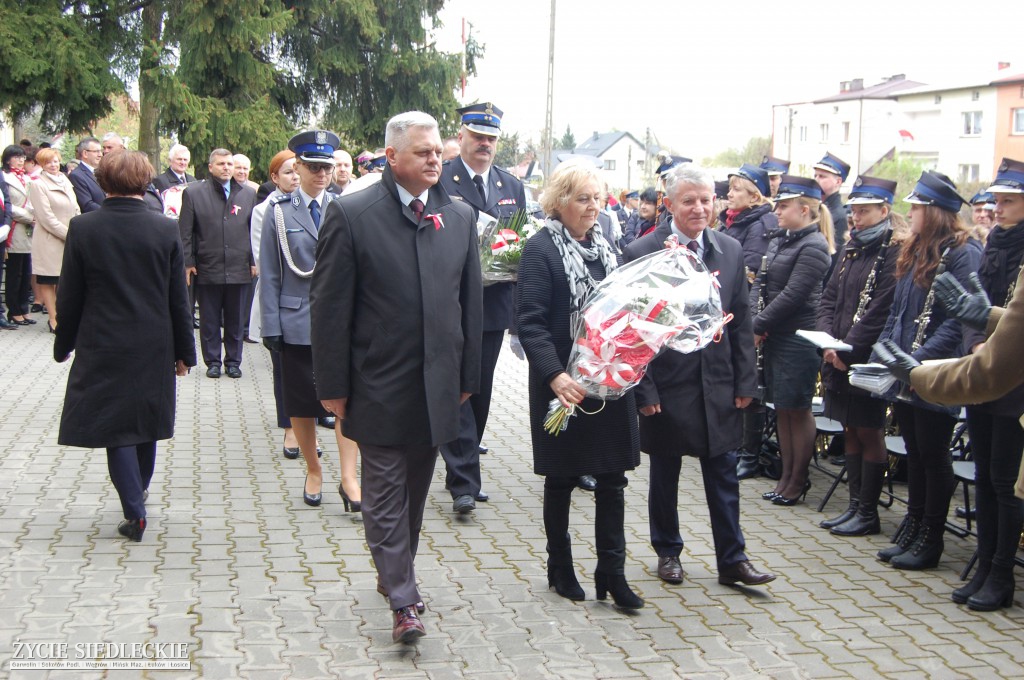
[545,236,731,435]
[478,209,542,284]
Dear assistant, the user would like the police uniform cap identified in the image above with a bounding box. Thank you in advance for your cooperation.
[457,102,503,137]
[847,175,897,205]
[904,171,966,213]
[775,175,823,202]
[987,157,1024,194]
[656,154,692,177]
[813,152,851,182]
[759,155,791,176]
[729,163,770,197]
[625,190,639,199]
[288,130,340,164]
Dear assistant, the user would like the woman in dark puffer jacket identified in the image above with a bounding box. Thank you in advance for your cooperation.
[721,164,776,275]
[751,175,834,506]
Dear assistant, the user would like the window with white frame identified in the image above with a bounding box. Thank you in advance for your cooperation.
[842,122,851,143]
[799,126,808,142]
[819,124,829,142]
[962,111,982,136]
[1013,108,1024,135]
[958,164,980,183]
[603,159,616,171]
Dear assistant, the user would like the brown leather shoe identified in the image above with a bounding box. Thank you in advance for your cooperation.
[392,606,426,643]
[718,560,776,586]
[657,556,684,584]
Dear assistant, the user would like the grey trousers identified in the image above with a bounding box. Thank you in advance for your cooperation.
[359,442,438,611]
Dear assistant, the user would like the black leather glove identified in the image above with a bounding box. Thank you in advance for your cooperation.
[262,335,283,353]
[934,271,991,331]
[873,339,921,384]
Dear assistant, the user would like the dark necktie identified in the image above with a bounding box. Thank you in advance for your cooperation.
[410,198,424,221]
[686,240,699,258]
[473,175,486,203]
[309,199,320,228]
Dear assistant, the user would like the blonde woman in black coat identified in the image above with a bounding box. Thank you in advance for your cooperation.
[516,161,643,609]
[751,175,834,506]
[55,151,196,542]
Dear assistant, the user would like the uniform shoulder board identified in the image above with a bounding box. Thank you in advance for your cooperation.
[269,193,291,206]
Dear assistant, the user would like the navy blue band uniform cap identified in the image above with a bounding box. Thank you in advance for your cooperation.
[987,157,1024,194]
[759,155,791,176]
[775,174,823,202]
[656,154,692,177]
[368,154,387,172]
[457,102,503,137]
[813,152,851,182]
[288,130,340,164]
[904,171,967,213]
[625,190,639,199]
[729,163,770,197]
[847,175,897,205]
[970,191,996,208]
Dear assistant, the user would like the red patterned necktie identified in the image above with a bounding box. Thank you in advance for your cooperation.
[410,198,424,221]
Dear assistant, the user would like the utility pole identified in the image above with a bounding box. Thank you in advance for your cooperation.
[542,0,556,183]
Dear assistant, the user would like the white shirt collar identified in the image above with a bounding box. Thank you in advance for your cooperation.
[395,183,429,208]
[298,187,327,207]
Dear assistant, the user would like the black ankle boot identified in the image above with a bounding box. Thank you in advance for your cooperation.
[117,518,146,542]
[878,516,920,562]
[952,562,991,604]
[967,569,1015,611]
[821,454,862,529]
[547,563,585,601]
[891,523,944,570]
[831,460,884,536]
[735,447,761,481]
[594,571,644,609]
[737,408,766,480]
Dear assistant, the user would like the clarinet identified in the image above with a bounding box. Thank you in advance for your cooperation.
[852,228,893,326]
[911,247,951,352]
[755,255,768,401]
[898,247,951,402]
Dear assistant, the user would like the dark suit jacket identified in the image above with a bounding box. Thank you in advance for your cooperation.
[625,223,757,458]
[178,178,257,285]
[152,168,196,194]
[55,198,196,448]
[310,166,483,447]
[440,156,527,331]
[68,163,105,213]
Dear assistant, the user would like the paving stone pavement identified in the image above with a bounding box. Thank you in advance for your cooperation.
[1,322,1023,679]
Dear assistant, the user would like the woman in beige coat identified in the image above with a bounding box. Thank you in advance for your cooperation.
[27,148,80,331]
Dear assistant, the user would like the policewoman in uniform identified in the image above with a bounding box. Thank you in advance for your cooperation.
[260,131,361,511]
[439,102,530,510]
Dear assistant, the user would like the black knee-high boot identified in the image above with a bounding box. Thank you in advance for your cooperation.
[593,474,643,609]
[543,479,584,601]
[737,408,765,480]
[831,460,885,536]
[821,453,861,529]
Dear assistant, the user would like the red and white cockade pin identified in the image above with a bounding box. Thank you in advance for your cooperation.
[426,213,445,231]
[230,204,241,216]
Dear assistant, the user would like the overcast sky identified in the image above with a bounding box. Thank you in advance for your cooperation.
[433,0,1023,159]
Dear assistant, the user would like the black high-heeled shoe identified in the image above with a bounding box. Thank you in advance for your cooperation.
[772,480,811,506]
[303,475,322,506]
[338,484,362,513]
[594,571,644,609]
[117,518,146,542]
[761,490,781,501]
[547,565,585,601]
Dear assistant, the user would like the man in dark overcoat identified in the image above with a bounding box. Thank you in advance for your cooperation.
[310,111,482,644]
[178,149,258,378]
[623,163,775,589]
[439,102,529,511]
[152,143,196,193]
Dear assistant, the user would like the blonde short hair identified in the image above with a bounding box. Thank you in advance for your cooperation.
[540,161,602,219]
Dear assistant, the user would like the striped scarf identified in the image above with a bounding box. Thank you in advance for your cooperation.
[544,217,619,319]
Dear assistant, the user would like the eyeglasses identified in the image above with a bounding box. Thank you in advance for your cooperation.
[304,164,334,174]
